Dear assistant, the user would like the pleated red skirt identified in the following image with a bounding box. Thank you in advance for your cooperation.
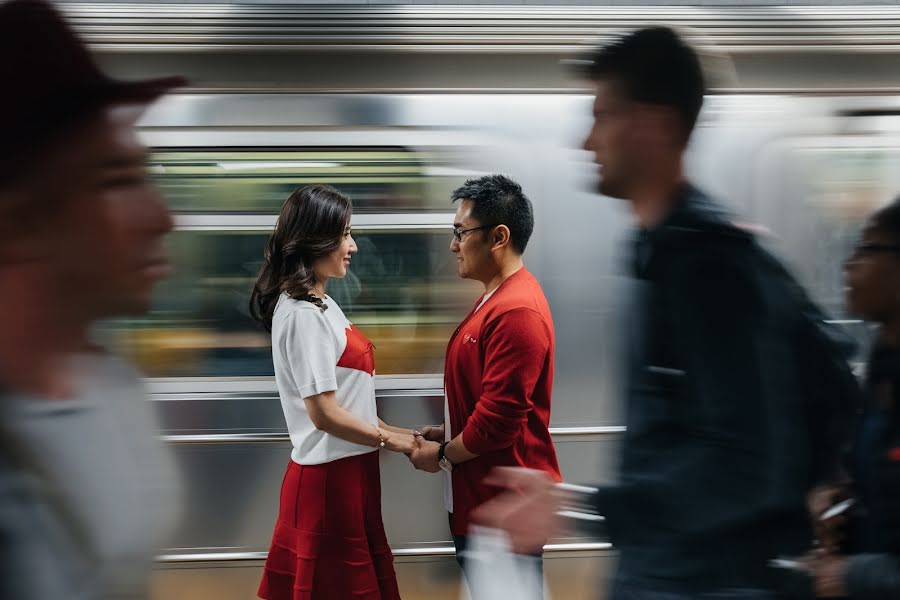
[258,451,401,600]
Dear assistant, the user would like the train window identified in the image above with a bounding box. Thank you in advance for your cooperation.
[753,138,900,361]
[94,146,487,379]
[793,143,900,311]
[99,227,479,378]
[150,148,466,214]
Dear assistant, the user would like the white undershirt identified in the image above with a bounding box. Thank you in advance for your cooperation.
[443,287,498,513]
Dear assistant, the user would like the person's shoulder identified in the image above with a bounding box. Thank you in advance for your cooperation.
[272,295,329,334]
[661,187,760,268]
[322,295,348,319]
[495,268,545,298]
[492,268,550,309]
[486,280,552,334]
[276,294,326,316]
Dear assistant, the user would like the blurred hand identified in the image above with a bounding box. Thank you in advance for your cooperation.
[384,432,418,455]
[409,439,441,473]
[418,424,445,443]
[808,483,851,553]
[471,467,562,555]
[803,552,848,598]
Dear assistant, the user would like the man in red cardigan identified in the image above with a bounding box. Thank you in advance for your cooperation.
[410,174,562,575]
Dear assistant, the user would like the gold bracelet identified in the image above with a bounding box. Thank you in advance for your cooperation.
[374,426,386,449]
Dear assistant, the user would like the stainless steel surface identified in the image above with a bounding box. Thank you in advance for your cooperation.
[138,92,590,129]
[145,376,445,394]
[157,542,613,564]
[160,551,270,563]
[159,425,626,444]
[160,432,287,444]
[59,4,900,54]
[173,213,457,231]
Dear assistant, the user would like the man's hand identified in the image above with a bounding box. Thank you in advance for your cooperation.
[807,483,852,553]
[801,552,848,598]
[417,424,445,443]
[409,439,441,473]
[471,467,562,555]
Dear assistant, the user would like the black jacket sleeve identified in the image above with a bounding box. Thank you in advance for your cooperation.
[846,554,900,600]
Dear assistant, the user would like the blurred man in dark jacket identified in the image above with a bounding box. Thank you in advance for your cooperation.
[474,26,857,600]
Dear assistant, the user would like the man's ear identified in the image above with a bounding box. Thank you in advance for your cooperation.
[491,224,512,251]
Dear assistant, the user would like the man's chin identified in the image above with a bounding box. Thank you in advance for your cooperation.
[598,180,627,200]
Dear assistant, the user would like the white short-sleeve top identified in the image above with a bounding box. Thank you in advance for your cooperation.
[271,293,379,465]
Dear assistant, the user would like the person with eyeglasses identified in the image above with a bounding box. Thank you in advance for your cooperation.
[803,197,900,599]
[407,174,562,584]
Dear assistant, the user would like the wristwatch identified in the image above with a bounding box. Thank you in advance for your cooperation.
[438,441,454,473]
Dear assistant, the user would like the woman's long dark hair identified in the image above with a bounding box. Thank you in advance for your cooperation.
[250,184,352,331]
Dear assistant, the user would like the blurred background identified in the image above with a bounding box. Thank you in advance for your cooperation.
[53,1,900,597]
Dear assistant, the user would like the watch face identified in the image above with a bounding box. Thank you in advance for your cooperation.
[439,457,453,472]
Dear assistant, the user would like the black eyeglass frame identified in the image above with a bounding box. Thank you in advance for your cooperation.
[452,224,499,242]
[851,242,900,257]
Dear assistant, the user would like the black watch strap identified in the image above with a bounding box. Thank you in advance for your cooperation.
[438,441,451,464]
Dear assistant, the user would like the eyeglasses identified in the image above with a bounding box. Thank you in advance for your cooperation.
[851,242,900,258]
[452,224,497,242]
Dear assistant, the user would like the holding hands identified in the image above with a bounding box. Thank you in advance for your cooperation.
[380,422,455,474]
[406,424,444,473]
[409,439,442,473]
[417,424,445,443]
[375,423,440,473]
[381,430,419,455]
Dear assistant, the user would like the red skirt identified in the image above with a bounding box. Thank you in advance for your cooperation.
[258,451,402,600]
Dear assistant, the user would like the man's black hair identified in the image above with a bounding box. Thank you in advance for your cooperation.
[452,174,534,254]
[589,26,705,143]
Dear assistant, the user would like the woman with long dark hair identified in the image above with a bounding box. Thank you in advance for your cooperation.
[252,184,414,600]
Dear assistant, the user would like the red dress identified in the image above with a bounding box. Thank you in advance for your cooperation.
[257,453,401,600]
[259,302,401,600]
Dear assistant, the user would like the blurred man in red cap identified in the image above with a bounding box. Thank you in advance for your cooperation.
[0,0,185,597]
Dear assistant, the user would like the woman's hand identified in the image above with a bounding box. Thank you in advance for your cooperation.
[383,431,419,455]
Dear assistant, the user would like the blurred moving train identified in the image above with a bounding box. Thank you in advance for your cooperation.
[59,3,900,598]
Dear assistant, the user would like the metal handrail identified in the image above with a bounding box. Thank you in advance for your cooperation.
[157,541,613,563]
[160,426,624,444]
[174,213,456,232]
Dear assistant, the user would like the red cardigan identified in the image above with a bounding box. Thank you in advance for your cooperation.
[445,267,562,536]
